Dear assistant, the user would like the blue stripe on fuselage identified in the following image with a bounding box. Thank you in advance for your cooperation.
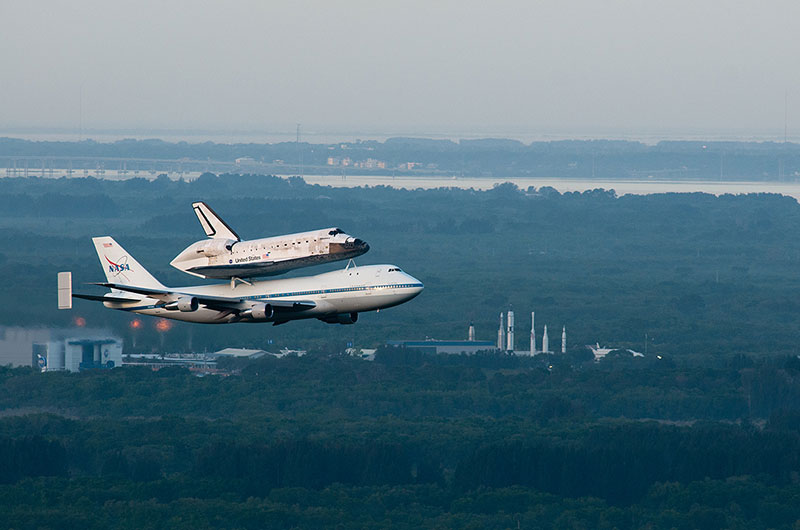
[112,283,423,311]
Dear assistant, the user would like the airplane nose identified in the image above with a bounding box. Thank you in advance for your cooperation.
[406,274,424,295]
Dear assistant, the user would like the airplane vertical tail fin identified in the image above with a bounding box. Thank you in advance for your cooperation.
[192,201,240,241]
[92,236,166,289]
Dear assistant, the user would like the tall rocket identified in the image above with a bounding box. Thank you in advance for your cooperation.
[506,310,515,351]
[542,325,549,353]
[561,326,566,354]
[530,312,536,355]
[468,322,476,342]
[497,312,506,350]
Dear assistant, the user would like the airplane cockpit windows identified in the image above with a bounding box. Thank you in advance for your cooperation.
[388,268,402,273]
[328,228,345,236]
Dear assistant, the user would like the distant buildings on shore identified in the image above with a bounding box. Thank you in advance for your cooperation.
[326,157,437,171]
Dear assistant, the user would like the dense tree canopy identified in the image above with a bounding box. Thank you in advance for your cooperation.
[3,174,800,526]
[2,173,800,358]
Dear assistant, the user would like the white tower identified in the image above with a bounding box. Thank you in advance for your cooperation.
[497,312,506,350]
[468,322,475,342]
[561,326,566,354]
[506,310,515,351]
[530,312,536,355]
[542,325,549,353]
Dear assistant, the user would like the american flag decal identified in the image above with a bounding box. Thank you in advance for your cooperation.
[103,243,113,248]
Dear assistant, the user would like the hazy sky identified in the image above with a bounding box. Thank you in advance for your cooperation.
[2,1,799,138]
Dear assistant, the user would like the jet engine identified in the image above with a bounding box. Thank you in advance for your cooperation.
[318,312,359,325]
[165,296,199,312]
[242,303,274,321]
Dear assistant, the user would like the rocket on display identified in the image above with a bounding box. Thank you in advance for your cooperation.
[170,202,370,280]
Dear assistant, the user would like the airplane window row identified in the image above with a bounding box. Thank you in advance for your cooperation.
[249,283,419,300]
[240,240,320,251]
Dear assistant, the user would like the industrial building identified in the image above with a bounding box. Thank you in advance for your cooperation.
[0,326,123,371]
[122,353,216,371]
[388,309,568,358]
[0,327,52,367]
[121,347,302,373]
[386,339,496,355]
[34,336,123,372]
[212,348,268,360]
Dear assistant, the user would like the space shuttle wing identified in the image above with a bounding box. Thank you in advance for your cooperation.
[192,202,240,241]
[93,282,315,312]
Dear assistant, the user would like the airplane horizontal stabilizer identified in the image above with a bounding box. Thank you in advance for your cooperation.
[57,272,72,310]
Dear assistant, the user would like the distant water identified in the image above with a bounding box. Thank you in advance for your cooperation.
[5,166,800,200]
[290,174,800,200]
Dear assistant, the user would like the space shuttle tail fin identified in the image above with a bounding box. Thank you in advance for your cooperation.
[91,236,166,289]
[192,201,240,241]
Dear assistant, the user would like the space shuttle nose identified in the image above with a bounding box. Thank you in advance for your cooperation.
[354,239,369,252]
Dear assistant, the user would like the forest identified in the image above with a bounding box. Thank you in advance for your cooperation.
[3,174,800,526]
[2,172,800,358]
[1,352,800,528]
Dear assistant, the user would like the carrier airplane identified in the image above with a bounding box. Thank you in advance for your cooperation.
[170,202,369,281]
[59,237,422,326]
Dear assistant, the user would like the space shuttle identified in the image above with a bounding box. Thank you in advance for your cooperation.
[170,202,369,280]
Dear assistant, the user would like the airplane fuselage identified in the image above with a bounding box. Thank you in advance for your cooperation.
[104,264,422,324]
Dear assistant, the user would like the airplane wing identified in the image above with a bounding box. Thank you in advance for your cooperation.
[91,282,316,312]
[73,293,141,303]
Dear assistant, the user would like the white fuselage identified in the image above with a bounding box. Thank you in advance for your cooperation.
[170,227,369,279]
[104,264,422,324]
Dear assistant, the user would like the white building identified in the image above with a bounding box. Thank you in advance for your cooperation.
[1,327,51,367]
[212,348,268,359]
[35,335,123,372]
[0,326,121,371]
